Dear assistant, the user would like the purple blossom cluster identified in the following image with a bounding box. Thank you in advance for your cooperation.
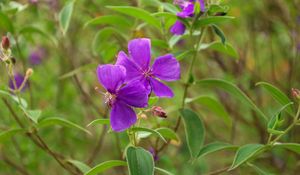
[170,0,206,35]
[97,38,180,132]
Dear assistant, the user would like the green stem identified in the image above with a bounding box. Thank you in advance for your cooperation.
[270,103,300,144]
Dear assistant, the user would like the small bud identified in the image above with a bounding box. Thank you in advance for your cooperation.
[1,36,10,50]
[139,113,148,119]
[26,68,34,77]
[291,88,300,100]
[11,57,16,65]
[151,106,167,118]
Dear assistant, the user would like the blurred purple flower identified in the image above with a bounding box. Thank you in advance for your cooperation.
[29,48,45,65]
[28,0,38,4]
[149,147,159,161]
[116,38,180,98]
[170,21,186,35]
[9,73,27,91]
[170,0,206,35]
[97,65,148,132]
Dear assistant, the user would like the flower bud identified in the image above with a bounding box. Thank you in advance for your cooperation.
[151,106,167,118]
[26,68,34,77]
[1,36,10,50]
[291,88,300,100]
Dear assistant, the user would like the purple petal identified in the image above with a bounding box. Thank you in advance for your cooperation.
[110,101,137,132]
[117,80,149,108]
[128,38,151,70]
[96,64,126,93]
[116,51,142,81]
[170,21,186,35]
[177,2,194,18]
[150,78,174,98]
[198,0,205,12]
[152,54,180,81]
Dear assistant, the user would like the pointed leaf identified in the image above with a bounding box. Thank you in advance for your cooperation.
[87,119,110,127]
[195,79,268,121]
[256,82,294,116]
[132,127,166,143]
[38,117,91,135]
[0,128,24,142]
[126,146,154,175]
[107,6,160,29]
[229,144,265,170]
[198,142,237,158]
[185,96,232,127]
[85,160,127,175]
[84,15,133,28]
[155,128,179,142]
[68,160,91,173]
[274,143,300,154]
[180,109,205,158]
[59,0,75,35]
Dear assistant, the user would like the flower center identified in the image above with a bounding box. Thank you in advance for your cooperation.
[142,68,153,78]
[104,92,117,107]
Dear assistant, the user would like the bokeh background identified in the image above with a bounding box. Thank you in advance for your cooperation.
[0,0,299,174]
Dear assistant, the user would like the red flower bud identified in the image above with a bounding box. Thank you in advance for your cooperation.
[151,106,167,118]
[291,88,300,100]
[1,36,10,50]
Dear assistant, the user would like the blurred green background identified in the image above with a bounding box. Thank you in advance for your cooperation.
[0,0,299,174]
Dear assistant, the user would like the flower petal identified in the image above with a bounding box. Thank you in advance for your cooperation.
[152,54,180,81]
[117,80,149,108]
[198,0,205,12]
[116,51,142,81]
[110,101,137,132]
[128,38,151,70]
[150,78,174,98]
[96,64,126,93]
[177,2,194,18]
[170,21,186,35]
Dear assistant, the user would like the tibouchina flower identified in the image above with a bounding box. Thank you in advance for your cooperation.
[116,38,180,98]
[170,0,206,35]
[29,48,46,65]
[9,73,27,91]
[97,64,148,132]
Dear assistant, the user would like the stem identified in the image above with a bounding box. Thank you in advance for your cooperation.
[270,103,300,144]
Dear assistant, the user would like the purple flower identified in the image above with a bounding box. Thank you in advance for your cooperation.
[97,64,149,132]
[116,38,180,98]
[170,0,206,35]
[170,21,186,35]
[29,48,45,65]
[9,73,27,91]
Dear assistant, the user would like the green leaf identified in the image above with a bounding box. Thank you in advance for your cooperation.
[59,0,75,35]
[200,42,238,59]
[155,128,179,142]
[0,128,23,142]
[180,109,205,158]
[155,167,174,175]
[229,144,265,170]
[87,119,110,127]
[23,109,42,123]
[273,143,300,154]
[18,26,58,46]
[267,128,284,135]
[212,25,226,44]
[132,127,166,143]
[0,90,28,108]
[194,16,234,28]
[67,160,91,173]
[185,96,232,127]
[198,142,236,158]
[84,15,133,28]
[0,11,14,33]
[85,160,127,175]
[177,50,195,61]
[195,79,268,121]
[126,146,154,175]
[38,117,91,135]
[256,82,294,116]
[107,6,160,29]
[268,102,293,130]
